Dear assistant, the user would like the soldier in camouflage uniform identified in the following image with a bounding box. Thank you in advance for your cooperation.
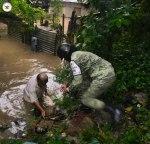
[57,43,121,122]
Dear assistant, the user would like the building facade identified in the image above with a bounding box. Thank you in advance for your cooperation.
[49,0,89,33]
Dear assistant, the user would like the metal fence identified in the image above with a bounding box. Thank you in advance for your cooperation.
[35,28,57,54]
[7,22,58,54]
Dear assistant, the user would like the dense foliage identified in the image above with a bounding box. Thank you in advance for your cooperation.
[0,0,45,27]
[54,0,150,144]
[76,0,150,96]
[50,0,63,28]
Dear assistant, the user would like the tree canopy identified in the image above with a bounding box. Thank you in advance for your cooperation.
[0,0,45,25]
[76,0,150,94]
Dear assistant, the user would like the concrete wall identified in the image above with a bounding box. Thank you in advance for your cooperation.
[61,2,89,33]
[49,2,89,34]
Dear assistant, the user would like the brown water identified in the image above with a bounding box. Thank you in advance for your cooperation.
[0,38,60,94]
[0,37,61,139]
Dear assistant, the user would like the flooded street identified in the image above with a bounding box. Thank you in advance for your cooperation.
[0,37,61,139]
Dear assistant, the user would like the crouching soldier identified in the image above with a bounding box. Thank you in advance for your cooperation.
[57,43,121,122]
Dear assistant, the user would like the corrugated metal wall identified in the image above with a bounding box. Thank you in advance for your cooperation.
[7,23,57,54]
[8,22,22,42]
[36,28,57,54]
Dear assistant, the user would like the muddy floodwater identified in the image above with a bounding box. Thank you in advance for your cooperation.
[0,37,61,139]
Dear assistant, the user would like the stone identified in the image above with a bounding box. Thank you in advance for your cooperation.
[67,135,80,144]
[35,119,54,134]
[93,110,112,125]
[134,92,148,106]
[66,111,95,136]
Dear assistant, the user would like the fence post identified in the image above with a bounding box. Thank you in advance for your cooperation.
[62,14,65,34]
[52,14,54,25]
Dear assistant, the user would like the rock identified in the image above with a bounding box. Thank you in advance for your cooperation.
[134,92,148,106]
[80,116,95,129]
[67,135,80,144]
[35,126,45,134]
[35,119,54,134]
[61,132,67,137]
[44,106,55,117]
[66,111,95,136]
[93,110,112,125]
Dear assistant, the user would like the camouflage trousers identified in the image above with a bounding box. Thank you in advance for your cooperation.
[81,76,115,110]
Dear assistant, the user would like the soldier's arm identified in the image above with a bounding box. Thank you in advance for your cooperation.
[61,60,83,93]
[70,75,83,87]
[61,75,82,94]
[68,60,83,93]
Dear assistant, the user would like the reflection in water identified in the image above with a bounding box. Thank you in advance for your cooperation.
[0,38,61,138]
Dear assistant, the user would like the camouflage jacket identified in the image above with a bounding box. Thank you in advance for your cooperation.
[69,51,115,91]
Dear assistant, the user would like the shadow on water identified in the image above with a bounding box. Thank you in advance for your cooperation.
[0,37,61,139]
